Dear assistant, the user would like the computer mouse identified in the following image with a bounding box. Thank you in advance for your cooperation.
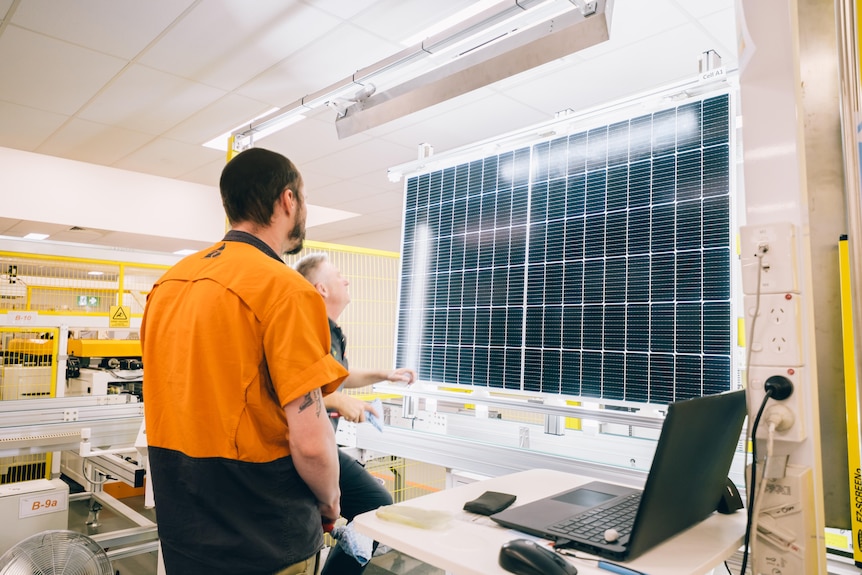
[498,538,578,575]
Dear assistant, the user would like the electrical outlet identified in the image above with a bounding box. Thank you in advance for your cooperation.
[751,464,819,575]
[747,367,807,442]
[739,222,799,295]
[743,293,803,367]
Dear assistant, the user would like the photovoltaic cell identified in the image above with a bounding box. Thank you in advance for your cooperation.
[396,94,733,403]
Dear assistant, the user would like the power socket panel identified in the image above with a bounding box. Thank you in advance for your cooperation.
[739,222,799,295]
[747,366,807,442]
[743,293,803,367]
[751,464,818,575]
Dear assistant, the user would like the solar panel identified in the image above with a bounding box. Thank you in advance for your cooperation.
[396,94,732,403]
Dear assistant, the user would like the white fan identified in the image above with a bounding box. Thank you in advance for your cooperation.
[0,530,113,575]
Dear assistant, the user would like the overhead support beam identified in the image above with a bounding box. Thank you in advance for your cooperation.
[334,0,613,139]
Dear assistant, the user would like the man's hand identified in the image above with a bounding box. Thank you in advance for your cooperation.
[386,367,416,384]
[335,392,378,423]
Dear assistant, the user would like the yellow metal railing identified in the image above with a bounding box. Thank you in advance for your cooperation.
[0,453,52,485]
[285,240,402,385]
[1,241,401,386]
[0,252,168,317]
[0,327,58,400]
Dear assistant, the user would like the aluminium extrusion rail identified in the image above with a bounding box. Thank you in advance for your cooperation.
[0,395,143,458]
[372,382,667,430]
[356,423,650,488]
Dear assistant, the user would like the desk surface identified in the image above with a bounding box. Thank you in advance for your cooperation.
[354,469,745,575]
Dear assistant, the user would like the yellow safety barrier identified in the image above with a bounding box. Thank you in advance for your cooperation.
[839,236,862,566]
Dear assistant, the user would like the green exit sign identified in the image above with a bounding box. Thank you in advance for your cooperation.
[77,295,100,306]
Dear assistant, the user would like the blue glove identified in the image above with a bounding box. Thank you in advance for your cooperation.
[366,398,384,432]
[330,522,374,565]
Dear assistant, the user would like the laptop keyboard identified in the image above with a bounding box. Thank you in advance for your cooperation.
[547,492,641,543]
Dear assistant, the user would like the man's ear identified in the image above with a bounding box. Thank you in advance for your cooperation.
[315,282,328,298]
[280,187,297,214]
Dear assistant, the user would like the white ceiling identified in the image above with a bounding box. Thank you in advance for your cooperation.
[0,0,737,254]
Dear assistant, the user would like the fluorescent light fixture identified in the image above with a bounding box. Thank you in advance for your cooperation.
[87,271,104,276]
[203,107,279,151]
[336,0,610,138]
[231,106,310,152]
[173,249,197,256]
[231,0,607,144]
[245,112,306,141]
[230,78,368,151]
[23,233,49,240]
[400,0,503,46]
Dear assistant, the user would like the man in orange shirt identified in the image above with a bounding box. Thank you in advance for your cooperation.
[142,148,347,575]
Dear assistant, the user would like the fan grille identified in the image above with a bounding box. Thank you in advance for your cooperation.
[0,530,113,575]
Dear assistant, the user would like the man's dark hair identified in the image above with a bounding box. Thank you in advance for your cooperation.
[219,147,303,226]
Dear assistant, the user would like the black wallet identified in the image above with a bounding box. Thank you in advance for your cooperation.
[462,490,517,515]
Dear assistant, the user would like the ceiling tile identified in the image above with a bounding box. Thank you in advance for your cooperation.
[302,136,414,181]
[672,0,736,19]
[500,23,737,121]
[37,118,154,165]
[0,102,68,151]
[0,218,22,234]
[347,0,481,44]
[692,8,738,62]
[310,224,402,252]
[351,169,405,192]
[301,0,383,21]
[310,178,397,209]
[177,158,226,187]
[11,0,194,59]
[299,168,347,198]
[235,22,402,106]
[379,92,550,156]
[0,0,14,21]
[113,137,221,179]
[0,26,127,115]
[0,220,68,237]
[78,64,225,134]
[307,205,359,228]
[164,93,275,146]
[138,2,341,92]
[92,230,212,253]
[322,187,404,214]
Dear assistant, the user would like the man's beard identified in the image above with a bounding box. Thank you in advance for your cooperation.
[283,218,305,256]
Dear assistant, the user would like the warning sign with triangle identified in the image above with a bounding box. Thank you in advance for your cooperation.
[110,305,131,328]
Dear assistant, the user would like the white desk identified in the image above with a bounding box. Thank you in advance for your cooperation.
[354,469,745,575]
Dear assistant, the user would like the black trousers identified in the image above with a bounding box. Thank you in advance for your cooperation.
[320,449,393,575]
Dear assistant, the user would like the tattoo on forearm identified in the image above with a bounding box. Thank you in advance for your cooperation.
[298,388,322,417]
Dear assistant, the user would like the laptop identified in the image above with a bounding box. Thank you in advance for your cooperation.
[490,389,747,561]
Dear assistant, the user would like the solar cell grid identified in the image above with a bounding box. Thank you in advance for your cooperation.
[396,94,732,402]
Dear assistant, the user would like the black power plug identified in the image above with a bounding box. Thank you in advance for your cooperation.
[764,375,793,400]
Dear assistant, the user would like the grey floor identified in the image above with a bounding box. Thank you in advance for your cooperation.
[67,492,159,575]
